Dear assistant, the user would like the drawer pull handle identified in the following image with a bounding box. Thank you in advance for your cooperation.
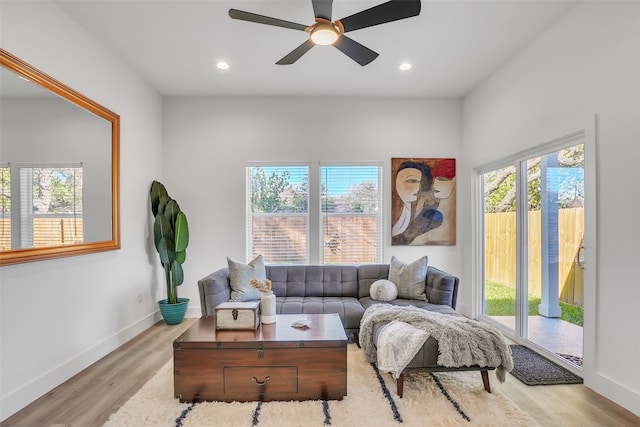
[252,376,270,386]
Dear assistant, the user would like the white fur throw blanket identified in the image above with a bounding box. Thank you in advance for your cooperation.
[359,304,514,382]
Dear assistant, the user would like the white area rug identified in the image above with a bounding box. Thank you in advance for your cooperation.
[104,345,538,426]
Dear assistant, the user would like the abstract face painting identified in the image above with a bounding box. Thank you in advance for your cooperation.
[391,158,456,245]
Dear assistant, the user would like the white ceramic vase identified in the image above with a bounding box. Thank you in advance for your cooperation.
[260,292,276,324]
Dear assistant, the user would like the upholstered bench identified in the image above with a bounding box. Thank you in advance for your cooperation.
[371,319,495,397]
[361,302,513,399]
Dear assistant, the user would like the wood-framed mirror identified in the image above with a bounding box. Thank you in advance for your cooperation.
[0,49,120,265]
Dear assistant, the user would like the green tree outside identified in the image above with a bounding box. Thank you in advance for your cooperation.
[250,167,307,213]
[0,167,10,214]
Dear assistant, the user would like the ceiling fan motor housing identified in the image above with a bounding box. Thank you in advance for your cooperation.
[309,19,343,45]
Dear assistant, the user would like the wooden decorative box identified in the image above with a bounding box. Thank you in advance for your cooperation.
[215,301,260,330]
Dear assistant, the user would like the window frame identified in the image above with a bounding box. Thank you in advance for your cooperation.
[16,162,84,249]
[318,162,384,265]
[0,163,10,251]
[245,161,384,265]
[245,162,311,264]
[472,130,589,327]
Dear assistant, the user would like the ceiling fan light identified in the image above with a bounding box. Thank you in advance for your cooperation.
[310,25,339,45]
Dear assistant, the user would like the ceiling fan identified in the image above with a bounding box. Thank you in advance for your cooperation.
[228,0,421,66]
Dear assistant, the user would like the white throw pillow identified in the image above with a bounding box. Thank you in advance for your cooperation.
[370,279,398,302]
[227,255,265,302]
[388,255,428,301]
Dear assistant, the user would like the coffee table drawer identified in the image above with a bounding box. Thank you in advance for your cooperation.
[224,366,298,394]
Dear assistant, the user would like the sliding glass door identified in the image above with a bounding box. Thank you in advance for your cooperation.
[480,138,584,368]
[482,165,517,333]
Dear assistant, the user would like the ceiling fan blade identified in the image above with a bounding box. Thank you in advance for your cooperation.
[276,39,316,65]
[333,35,379,66]
[312,0,333,21]
[229,9,308,31]
[338,0,421,33]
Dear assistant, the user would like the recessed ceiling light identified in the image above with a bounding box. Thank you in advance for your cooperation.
[399,62,412,71]
[216,61,229,70]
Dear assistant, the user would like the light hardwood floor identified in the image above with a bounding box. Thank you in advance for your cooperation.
[2,318,638,427]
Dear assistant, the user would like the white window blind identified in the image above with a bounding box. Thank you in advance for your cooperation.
[320,164,383,264]
[246,165,309,264]
[0,163,10,250]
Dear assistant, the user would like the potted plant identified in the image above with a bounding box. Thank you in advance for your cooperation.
[149,180,190,324]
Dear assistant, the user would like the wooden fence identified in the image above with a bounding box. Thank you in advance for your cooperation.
[252,215,379,265]
[484,208,584,306]
[0,218,83,250]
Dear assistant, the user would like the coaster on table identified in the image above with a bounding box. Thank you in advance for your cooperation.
[291,319,311,329]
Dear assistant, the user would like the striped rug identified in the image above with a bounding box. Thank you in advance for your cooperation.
[105,345,538,427]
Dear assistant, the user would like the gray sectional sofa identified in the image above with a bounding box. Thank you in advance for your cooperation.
[197,262,504,397]
[197,263,460,337]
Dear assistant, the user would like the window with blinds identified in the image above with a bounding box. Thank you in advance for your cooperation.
[0,164,10,250]
[320,164,383,264]
[246,163,383,265]
[246,165,309,264]
[19,164,83,248]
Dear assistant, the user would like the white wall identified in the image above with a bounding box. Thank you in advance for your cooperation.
[162,97,463,307]
[0,2,164,420]
[462,1,640,416]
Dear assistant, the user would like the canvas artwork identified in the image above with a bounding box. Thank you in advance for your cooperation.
[391,158,456,245]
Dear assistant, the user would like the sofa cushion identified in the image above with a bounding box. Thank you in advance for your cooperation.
[425,266,458,307]
[227,255,265,302]
[276,296,365,330]
[360,297,458,315]
[370,279,398,302]
[389,256,428,301]
[357,264,390,298]
[266,265,359,298]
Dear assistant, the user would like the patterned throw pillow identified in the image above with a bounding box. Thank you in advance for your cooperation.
[227,255,265,302]
[388,255,428,301]
[370,279,398,302]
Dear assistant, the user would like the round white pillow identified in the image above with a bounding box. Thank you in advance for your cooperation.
[370,279,398,302]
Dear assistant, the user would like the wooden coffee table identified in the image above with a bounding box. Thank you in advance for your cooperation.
[173,313,348,402]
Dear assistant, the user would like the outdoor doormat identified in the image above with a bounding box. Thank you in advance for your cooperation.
[557,352,583,368]
[510,344,583,385]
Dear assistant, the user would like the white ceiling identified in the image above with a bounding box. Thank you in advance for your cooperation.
[53,0,577,97]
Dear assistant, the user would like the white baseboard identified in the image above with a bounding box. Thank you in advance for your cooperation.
[586,372,640,417]
[0,311,162,422]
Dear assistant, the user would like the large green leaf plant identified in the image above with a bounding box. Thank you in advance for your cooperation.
[149,180,189,304]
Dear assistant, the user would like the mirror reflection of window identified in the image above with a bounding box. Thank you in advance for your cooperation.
[0,164,10,250]
[1,49,120,264]
[18,164,83,248]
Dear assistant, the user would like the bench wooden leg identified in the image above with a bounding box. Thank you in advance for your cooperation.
[481,370,491,393]
[397,373,404,398]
